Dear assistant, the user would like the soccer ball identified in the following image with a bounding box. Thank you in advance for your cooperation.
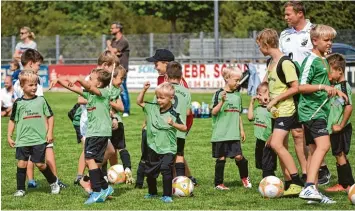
[348,184,355,204]
[107,164,126,184]
[172,176,194,197]
[258,176,284,198]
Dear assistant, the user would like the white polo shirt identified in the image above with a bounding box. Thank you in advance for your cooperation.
[1,88,14,108]
[279,19,314,66]
[13,76,44,99]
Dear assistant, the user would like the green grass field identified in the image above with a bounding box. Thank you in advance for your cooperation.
[2,92,355,210]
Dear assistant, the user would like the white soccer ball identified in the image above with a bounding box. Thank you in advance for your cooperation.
[107,164,126,184]
[348,184,355,205]
[258,176,284,198]
[172,176,194,197]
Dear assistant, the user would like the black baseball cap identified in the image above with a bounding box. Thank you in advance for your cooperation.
[146,49,175,62]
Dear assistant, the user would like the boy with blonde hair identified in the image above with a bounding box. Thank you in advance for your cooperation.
[137,82,187,203]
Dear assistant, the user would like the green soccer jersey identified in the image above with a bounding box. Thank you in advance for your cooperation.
[72,106,82,126]
[171,83,191,139]
[298,52,331,122]
[253,105,272,141]
[144,102,183,154]
[82,88,111,137]
[108,86,122,123]
[327,81,352,134]
[10,96,53,147]
[211,89,242,142]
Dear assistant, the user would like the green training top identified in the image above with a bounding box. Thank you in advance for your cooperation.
[171,83,191,139]
[82,88,112,137]
[108,86,123,123]
[298,52,331,122]
[253,105,272,141]
[144,102,183,154]
[327,81,352,134]
[10,96,53,147]
[211,89,242,142]
[72,106,82,126]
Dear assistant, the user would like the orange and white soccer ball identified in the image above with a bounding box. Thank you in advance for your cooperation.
[258,176,284,198]
[107,164,126,184]
[348,184,355,205]
[172,176,194,197]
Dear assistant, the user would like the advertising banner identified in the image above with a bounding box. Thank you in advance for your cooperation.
[1,65,49,88]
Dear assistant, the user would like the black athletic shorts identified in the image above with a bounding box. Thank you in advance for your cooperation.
[16,143,47,163]
[255,139,277,171]
[212,140,242,158]
[176,138,185,156]
[111,122,126,150]
[84,136,109,163]
[303,119,329,145]
[330,123,352,156]
[73,125,83,144]
[145,147,175,179]
[272,113,302,131]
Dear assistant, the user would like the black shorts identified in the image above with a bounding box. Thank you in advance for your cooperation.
[145,147,175,178]
[84,136,109,163]
[111,123,126,150]
[140,129,148,161]
[303,119,329,145]
[330,123,352,156]
[212,140,242,158]
[16,143,47,163]
[176,138,185,156]
[73,125,83,144]
[255,139,277,171]
[272,113,302,131]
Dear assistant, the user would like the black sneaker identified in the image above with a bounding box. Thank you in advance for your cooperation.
[188,176,198,186]
[135,183,143,189]
[58,180,67,188]
[318,168,331,185]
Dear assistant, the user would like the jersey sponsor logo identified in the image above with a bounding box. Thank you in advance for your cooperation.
[278,121,285,127]
[317,128,328,134]
[301,38,308,46]
[23,115,41,120]
[286,38,291,42]
[254,123,267,128]
[86,151,93,154]
[87,107,97,112]
[224,109,240,112]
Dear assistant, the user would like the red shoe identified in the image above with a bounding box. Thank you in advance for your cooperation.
[325,184,349,192]
[241,177,252,188]
[215,184,230,190]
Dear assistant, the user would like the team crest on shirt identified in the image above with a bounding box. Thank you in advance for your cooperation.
[301,38,308,46]
[286,38,291,42]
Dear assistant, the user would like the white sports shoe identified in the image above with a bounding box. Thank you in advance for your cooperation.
[307,192,336,204]
[125,168,135,185]
[50,180,61,194]
[242,177,252,188]
[299,185,322,201]
[14,190,25,197]
[122,113,129,117]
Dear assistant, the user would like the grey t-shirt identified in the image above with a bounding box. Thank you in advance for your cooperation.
[15,41,37,69]
[111,36,130,70]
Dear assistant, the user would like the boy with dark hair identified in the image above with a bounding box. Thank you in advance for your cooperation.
[137,82,187,203]
[324,53,354,192]
[166,61,192,177]
[8,70,60,197]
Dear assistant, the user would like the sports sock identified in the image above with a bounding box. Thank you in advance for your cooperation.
[119,150,131,170]
[88,168,101,192]
[215,159,226,186]
[40,165,57,184]
[290,173,304,186]
[101,162,107,177]
[320,165,329,172]
[235,157,249,179]
[262,170,275,178]
[175,162,185,177]
[342,161,355,188]
[305,182,315,188]
[284,180,292,190]
[146,176,158,195]
[17,167,26,191]
[100,168,108,190]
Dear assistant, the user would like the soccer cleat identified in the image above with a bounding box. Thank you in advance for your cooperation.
[307,192,336,204]
[215,184,230,190]
[13,190,25,197]
[241,177,252,188]
[58,180,67,188]
[74,176,82,185]
[125,168,135,185]
[135,184,143,189]
[50,180,61,194]
[122,113,129,117]
[144,193,159,199]
[299,185,322,201]
[318,168,331,185]
[325,184,350,192]
[84,191,104,205]
[97,186,114,202]
[160,196,173,203]
[27,180,38,188]
[283,184,303,197]
[188,176,198,186]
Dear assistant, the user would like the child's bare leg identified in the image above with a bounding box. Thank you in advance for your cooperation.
[45,147,57,176]
[26,161,35,184]
[109,149,118,166]
[306,136,330,184]
[291,128,307,175]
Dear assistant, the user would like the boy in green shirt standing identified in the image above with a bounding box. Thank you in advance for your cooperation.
[8,70,60,197]
[137,82,187,203]
[324,53,354,192]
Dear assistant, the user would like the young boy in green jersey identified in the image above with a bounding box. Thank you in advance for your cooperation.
[166,61,192,177]
[53,68,113,204]
[298,25,348,203]
[211,67,251,190]
[248,82,277,178]
[256,28,305,196]
[324,53,354,192]
[137,82,187,203]
[8,70,60,197]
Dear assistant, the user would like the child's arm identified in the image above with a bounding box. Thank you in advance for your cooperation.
[78,96,87,105]
[77,77,102,96]
[7,120,15,148]
[333,104,352,133]
[240,116,246,143]
[299,84,348,104]
[136,81,150,108]
[211,91,226,116]
[267,80,298,111]
[247,96,257,121]
[46,116,54,144]
[167,117,187,132]
[110,98,124,113]
[54,78,83,96]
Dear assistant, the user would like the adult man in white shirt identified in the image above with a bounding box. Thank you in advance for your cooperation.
[1,76,14,117]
